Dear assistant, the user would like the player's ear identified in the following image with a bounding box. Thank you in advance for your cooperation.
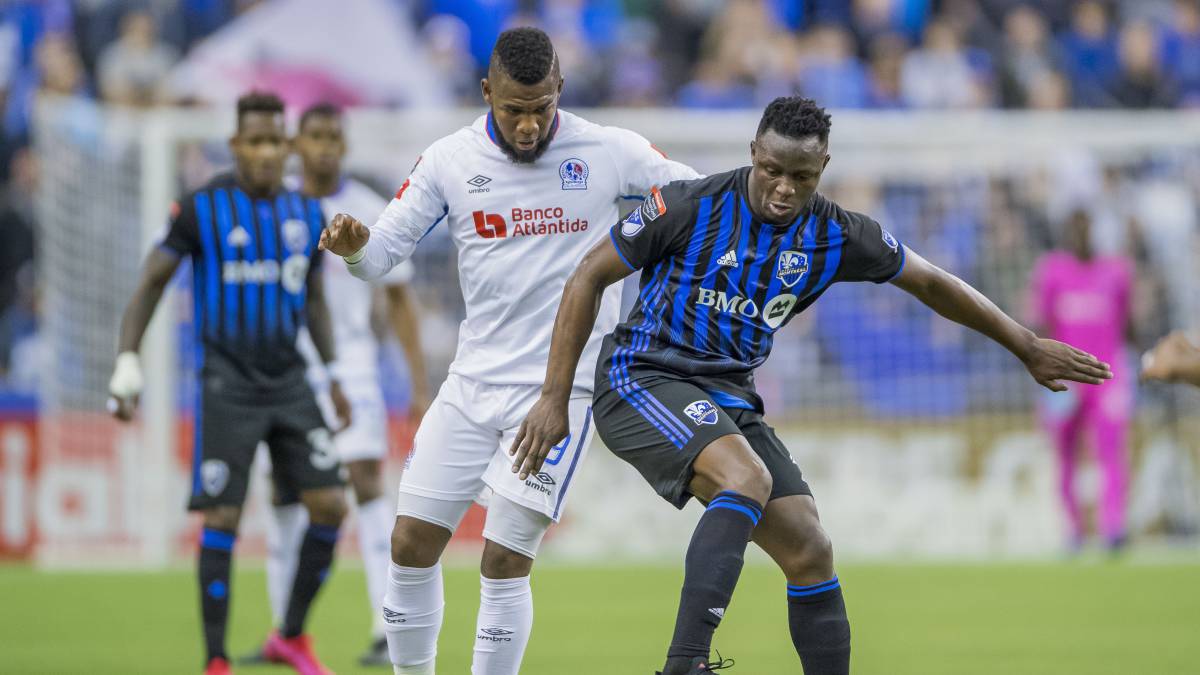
[822,154,830,169]
[750,139,757,161]
[481,78,492,106]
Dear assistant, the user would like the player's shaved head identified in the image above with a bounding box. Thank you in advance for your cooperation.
[756,96,832,146]
[488,27,560,85]
[482,27,564,164]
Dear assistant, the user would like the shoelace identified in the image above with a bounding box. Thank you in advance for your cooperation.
[702,651,735,671]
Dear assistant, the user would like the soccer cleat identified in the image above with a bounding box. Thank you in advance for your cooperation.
[204,656,232,675]
[262,630,335,675]
[656,652,735,674]
[356,636,391,667]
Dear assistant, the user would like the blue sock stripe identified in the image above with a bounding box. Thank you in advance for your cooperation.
[710,492,763,517]
[308,524,340,545]
[787,577,840,597]
[707,497,762,518]
[201,528,236,552]
[707,501,761,525]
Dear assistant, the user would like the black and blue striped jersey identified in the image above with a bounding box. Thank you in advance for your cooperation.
[601,166,905,412]
[161,173,325,391]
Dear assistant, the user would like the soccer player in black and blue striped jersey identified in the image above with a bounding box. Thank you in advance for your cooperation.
[511,97,1113,675]
[108,92,350,675]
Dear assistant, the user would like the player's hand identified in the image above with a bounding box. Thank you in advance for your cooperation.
[509,395,570,481]
[319,213,370,257]
[329,379,353,432]
[107,351,143,422]
[1022,338,1112,391]
[1141,331,1200,383]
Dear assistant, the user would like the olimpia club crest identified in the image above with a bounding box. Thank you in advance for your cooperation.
[559,158,588,190]
[776,250,809,288]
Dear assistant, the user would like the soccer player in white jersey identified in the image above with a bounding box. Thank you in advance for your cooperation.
[244,103,433,668]
[319,28,699,675]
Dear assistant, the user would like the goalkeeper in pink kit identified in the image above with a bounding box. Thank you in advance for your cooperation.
[1030,209,1135,551]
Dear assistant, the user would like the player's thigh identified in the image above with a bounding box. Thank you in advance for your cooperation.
[265,390,344,499]
[752,494,834,585]
[485,390,596,522]
[188,390,271,512]
[593,375,747,509]
[736,412,812,503]
[400,376,499,502]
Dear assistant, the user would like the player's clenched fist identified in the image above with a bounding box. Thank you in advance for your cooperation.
[319,213,370,257]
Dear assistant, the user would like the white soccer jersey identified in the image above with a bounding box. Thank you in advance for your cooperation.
[295,177,413,381]
[346,110,699,390]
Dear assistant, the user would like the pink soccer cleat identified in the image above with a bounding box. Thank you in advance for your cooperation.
[262,630,334,675]
[204,656,232,675]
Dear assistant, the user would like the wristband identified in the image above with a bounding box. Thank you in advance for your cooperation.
[344,245,367,265]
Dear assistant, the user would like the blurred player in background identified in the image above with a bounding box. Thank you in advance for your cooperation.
[319,27,698,675]
[241,103,432,668]
[512,97,1112,675]
[107,92,348,675]
[1143,331,1200,386]
[1030,209,1135,552]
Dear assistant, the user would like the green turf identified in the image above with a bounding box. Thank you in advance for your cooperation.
[2,560,1198,674]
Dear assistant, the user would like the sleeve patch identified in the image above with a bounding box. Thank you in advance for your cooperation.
[641,186,667,221]
[620,206,645,237]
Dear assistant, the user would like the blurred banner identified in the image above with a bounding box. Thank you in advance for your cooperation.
[17,99,1200,567]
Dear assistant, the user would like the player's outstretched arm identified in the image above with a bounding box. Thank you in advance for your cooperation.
[1142,330,1200,387]
[890,247,1112,392]
[509,237,636,479]
[109,248,182,421]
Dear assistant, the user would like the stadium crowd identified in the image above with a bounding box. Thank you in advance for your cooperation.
[1,0,1198,395]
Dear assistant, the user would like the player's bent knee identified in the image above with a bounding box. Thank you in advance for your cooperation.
[391,516,454,567]
[302,487,348,525]
[480,496,550,577]
[692,436,773,505]
[783,523,835,581]
[202,505,242,532]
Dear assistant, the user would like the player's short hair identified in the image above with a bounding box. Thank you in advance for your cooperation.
[298,102,341,132]
[756,97,832,144]
[236,91,285,130]
[490,27,558,85]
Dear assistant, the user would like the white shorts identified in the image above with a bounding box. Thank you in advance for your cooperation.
[313,375,389,463]
[399,373,594,522]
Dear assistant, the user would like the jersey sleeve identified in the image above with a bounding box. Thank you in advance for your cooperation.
[379,260,415,285]
[608,181,695,271]
[347,142,449,281]
[158,197,200,256]
[833,209,905,284]
[605,126,700,197]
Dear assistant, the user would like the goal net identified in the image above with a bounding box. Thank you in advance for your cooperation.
[30,99,1200,566]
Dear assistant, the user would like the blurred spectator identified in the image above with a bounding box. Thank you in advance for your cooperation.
[607,19,666,107]
[1162,0,1200,105]
[421,14,478,105]
[1025,69,1072,110]
[677,59,754,109]
[850,0,929,50]
[901,18,985,108]
[701,0,784,84]
[865,33,907,108]
[97,9,179,107]
[3,32,90,140]
[796,24,871,108]
[1058,0,1118,107]
[1108,19,1178,108]
[0,147,36,377]
[651,0,712,93]
[997,4,1061,108]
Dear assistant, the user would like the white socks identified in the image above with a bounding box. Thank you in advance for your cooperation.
[357,497,395,638]
[383,562,444,673]
[265,502,307,623]
[472,575,533,675]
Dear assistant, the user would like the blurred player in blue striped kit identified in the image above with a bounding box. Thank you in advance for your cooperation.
[512,97,1113,674]
[109,92,348,675]
[239,103,431,668]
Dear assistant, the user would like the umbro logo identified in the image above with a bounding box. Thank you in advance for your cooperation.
[479,627,513,636]
[227,226,250,248]
[709,607,725,619]
[383,608,406,624]
[468,175,492,193]
[477,626,514,642]
[717,249,738,267]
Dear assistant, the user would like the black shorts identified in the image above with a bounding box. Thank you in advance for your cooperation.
[188,378,342,511]
[593,373,811,509]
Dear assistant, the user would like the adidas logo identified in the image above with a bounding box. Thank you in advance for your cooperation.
[716,250,738,267]
[227,226,250,248]
[709,607,725,619]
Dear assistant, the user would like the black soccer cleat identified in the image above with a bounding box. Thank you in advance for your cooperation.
[656,652,735,675]
[357,636,391,667]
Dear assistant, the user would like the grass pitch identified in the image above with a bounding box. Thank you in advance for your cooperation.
[2,559,1198,674]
